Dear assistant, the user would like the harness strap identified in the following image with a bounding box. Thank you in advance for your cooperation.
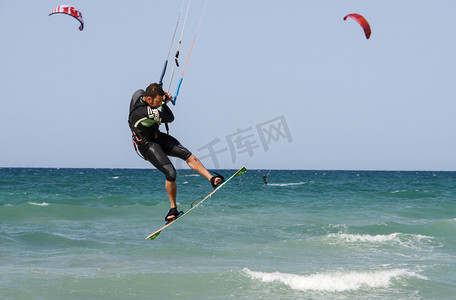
[131,131,146,160]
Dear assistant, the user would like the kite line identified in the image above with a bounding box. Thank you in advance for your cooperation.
[156,0,208,105]
[172,0,208,105]
[159,0,188,87]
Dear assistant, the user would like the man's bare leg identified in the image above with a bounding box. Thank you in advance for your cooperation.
[165,180,178,220]
[186,155,222,185]
[166,155,222,220]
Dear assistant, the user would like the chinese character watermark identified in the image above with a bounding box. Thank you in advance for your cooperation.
[174,115,292,169]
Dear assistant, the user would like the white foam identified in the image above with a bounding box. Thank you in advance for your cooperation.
[243,268,427,292]
[27,202,49,206]
[326,233,401,243]
[268,182,307,187]
[183,174,200,177]
[391,190,406,194]
[324,233,434,249]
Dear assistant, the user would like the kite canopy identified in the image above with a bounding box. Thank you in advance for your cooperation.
[49,5,84,31]
[343,13,371,39]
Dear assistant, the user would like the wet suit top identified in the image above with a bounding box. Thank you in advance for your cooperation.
[128,89,174,144]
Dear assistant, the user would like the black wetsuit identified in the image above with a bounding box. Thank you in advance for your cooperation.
[128,89,191,182]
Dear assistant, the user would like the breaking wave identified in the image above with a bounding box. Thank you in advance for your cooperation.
[243,268,427,292]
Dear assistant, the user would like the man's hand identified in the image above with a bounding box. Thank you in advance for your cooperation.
[164,92,173,104]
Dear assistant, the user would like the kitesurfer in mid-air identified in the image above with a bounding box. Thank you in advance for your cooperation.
[128,83,224,223]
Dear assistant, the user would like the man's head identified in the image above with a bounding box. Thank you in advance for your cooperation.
[143,83,166,108]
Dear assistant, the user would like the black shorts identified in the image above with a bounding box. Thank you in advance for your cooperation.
[138,132,192,181]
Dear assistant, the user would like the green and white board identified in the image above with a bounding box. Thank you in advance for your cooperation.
[145,164,247,240]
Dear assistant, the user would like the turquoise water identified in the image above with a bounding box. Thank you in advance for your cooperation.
[1,168,455,299]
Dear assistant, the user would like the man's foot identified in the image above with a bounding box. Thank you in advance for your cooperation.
[165,208,183,224]
[210,172,225,189]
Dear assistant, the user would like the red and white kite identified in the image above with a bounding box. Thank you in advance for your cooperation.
[49,5,84,31]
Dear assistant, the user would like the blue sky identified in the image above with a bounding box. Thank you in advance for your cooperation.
[1,1,455,170]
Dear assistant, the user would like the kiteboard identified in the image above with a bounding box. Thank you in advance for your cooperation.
[145,164,247,240]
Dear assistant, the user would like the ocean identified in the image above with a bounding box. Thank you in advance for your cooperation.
[0,168,455,299]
